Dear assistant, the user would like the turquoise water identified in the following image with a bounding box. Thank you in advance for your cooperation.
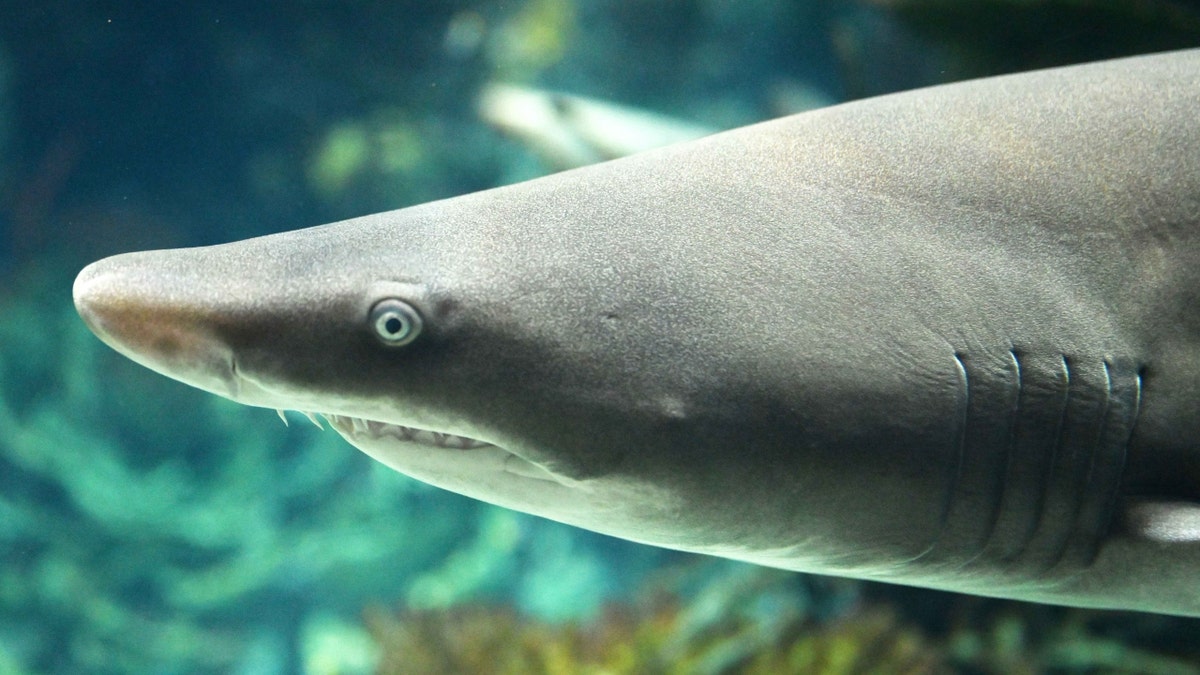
[2,2,1200,673]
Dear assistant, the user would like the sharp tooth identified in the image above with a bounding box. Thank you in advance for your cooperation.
[353,417,368,433]
[276,409,289,426]
[303,411,323,429]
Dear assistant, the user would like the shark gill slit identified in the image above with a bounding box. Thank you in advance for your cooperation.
[911,351,971,564]
[967,347,1026,565]
[945,352,971,532]
[988,351,1072,568]
[1033,354,1073,548]
[915,350,1014,567]
[1052,360,1141,571]
[1016,353,1079,571]
[922,350,1140,574]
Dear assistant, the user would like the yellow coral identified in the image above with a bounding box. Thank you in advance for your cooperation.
[365,597,944,675]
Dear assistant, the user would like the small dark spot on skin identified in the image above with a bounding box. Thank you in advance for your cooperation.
[435,297,460,318]
[602,311,620,321]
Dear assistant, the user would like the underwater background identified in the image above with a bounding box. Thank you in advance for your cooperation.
[3,1,1200,673]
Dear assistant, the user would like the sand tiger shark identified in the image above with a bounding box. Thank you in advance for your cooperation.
[74,49,1200,616]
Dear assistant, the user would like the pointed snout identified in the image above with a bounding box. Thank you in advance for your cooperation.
[73,256,134,347]
[73,252,239,399]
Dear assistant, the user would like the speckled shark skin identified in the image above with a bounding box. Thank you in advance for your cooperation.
[74,50,1200,615]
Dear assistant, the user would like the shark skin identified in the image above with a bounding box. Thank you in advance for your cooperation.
[74,50,1200,615]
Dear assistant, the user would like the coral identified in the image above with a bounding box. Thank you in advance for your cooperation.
[367,562,1200,674]
[365,568,936,675]
[940,601,1200,674]
[744,611,939,674]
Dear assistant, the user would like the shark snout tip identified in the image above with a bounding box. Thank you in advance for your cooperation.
[71,254,244,401]
[72,253,163,353]
[72,258,119,335]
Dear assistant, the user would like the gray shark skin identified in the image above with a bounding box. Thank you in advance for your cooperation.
[74,50,1200,615]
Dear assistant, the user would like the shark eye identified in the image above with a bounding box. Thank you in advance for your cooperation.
[370,299,423,346]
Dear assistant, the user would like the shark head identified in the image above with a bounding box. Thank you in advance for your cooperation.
[71,180,787,555]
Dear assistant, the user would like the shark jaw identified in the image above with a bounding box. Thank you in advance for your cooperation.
[322,413,490,450]
[314,412,578,488]
[314,408,680,544]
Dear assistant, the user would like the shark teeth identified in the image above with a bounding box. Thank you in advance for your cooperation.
[322,414,491,450]
[274,409,325,429]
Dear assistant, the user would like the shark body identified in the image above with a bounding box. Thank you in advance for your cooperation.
[75,50,1200,615]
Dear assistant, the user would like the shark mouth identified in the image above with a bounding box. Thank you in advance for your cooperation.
[276,410,492,450]
[325,414,492,449]
[279,410,572,486]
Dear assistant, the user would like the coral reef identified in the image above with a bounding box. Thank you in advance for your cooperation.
[368,569,1200,675]
[366,584,937,673]
[366,566,880,675]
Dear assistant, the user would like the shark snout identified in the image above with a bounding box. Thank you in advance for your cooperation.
[73,254,240,399]
[73,258,125,343]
